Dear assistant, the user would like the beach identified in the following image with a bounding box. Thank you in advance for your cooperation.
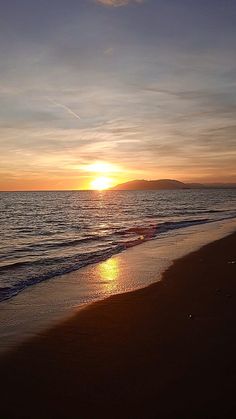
[1,232,236,418]
[1,0,236,417]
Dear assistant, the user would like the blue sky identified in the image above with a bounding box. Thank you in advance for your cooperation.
[0,0,236,189]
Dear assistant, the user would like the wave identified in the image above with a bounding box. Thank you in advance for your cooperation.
[0,245,124,303]
[1,235,104,258]
[1,215,235,303]
[116,218,210,239]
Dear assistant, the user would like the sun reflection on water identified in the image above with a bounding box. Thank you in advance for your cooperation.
[98,258,120,292]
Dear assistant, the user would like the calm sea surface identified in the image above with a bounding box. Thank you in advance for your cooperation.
[1,189,236,302]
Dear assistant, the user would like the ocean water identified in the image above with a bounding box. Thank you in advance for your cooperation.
[1,189,236,303]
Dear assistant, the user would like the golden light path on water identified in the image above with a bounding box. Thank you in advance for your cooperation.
[98,258,120,293]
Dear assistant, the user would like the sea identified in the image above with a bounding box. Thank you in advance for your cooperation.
[1,189,236,304]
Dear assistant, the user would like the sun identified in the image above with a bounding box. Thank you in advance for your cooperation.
[91,176,113,191]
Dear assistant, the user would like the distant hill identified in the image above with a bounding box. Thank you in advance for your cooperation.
[112,179,188,190]
[111,179,236,191]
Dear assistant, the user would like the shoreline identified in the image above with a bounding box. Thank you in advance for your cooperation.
[1,232,236,418]
[0,218,236,353]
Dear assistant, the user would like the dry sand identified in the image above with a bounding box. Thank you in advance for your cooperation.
[0,232,236,418]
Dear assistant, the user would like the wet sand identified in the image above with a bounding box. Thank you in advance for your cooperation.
[0,232,236,418]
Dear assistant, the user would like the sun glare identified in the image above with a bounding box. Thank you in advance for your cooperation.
[91,177,113,190]
[86,162,119,174]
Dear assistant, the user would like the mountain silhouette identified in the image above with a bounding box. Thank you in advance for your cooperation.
[112,179,188,190]
[111,179,236,190]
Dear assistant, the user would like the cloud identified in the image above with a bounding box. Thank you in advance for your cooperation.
[104,47,114,55]
[1,9,236,188]
[46,98,81,121]
[95,0,143,7]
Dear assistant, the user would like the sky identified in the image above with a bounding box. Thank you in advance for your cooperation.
[0,0,236,190]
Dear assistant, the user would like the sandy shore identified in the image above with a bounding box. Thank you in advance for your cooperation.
[1,232,236,418]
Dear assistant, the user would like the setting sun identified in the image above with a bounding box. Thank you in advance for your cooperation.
[90,177,113,190]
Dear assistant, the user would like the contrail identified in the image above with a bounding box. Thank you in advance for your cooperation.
[47,97,81,120]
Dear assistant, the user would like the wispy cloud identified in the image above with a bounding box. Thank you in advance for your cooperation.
[104,47,114,55]
[95,0,144,7]
[46,98,81,121]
